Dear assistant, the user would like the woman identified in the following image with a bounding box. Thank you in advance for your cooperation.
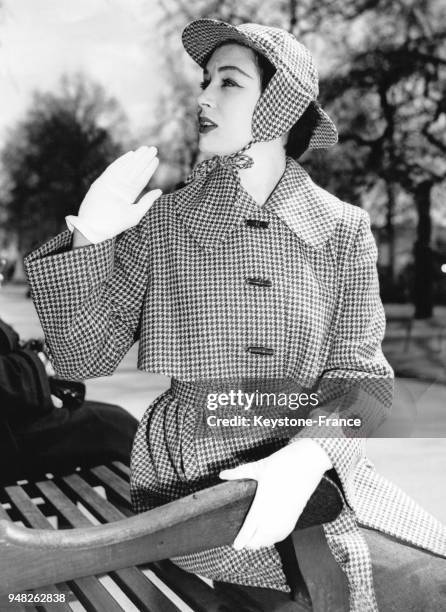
[25,19,445,612]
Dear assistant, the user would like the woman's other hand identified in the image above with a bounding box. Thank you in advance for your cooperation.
[219,439,333,550]
[37,350,56,377]
[50,394,63,408]
[66,146,163,244]
[36,352,62,407]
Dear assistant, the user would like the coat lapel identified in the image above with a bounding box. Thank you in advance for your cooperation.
[174,167,246,252]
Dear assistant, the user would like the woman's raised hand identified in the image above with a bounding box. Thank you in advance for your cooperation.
[66,146,162,244]
[219,439,333,550]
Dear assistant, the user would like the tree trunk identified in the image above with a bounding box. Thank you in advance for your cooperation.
[385,181,396,283]
[289,0,297,32]
[413,180,434,319]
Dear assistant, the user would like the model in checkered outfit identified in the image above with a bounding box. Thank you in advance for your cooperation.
[24,19,445,612]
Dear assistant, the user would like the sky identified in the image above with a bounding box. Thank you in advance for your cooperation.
[0,0,167,148]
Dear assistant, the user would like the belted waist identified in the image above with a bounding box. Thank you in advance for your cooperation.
[169,379,227,416]
[169,377,314,417]
[170,377,310,397]
[169,378,200,405]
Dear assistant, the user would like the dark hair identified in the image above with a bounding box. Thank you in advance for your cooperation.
[206,41,320,159]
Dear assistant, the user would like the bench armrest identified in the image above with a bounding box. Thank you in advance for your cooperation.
[0,475,342,593]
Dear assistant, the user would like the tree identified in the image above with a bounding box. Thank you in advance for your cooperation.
[305,0,446,317]
[1,73,127,253]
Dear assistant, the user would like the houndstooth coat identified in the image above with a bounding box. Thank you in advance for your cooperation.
[24,157,446,611]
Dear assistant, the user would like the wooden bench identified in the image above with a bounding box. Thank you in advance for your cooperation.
[0,462,349,612]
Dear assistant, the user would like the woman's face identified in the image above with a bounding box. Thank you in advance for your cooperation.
[197,43,262,156]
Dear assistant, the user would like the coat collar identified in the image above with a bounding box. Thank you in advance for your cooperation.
[174,156,343,252]
[263,157,343,248]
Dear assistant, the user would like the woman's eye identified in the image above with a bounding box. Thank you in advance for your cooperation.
[199,78,239,90]
[222,78,238,87]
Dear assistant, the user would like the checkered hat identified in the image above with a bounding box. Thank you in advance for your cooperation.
[182,18,338,148]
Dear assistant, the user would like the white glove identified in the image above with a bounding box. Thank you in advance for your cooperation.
[66,145,162,243]
[219,439,333,550]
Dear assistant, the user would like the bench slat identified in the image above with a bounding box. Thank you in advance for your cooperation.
[69,578,123,612]
[4,484,125,612]
[6,485,54,530]
[0,503,10,520]
[110,461,131,478]
[110,568,180,612]
[89,466,132,506]
[37,478,182,612]
[61,473,125,522]
[152,561,234,612]
[36,480,92,527]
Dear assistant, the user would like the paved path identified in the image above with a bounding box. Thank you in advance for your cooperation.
[384,302,446,384]
[1,284,445,524]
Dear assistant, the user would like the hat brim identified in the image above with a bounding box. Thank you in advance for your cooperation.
[182,19,260,69]
[182,18,338,149]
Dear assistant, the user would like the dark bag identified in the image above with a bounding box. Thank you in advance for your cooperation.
[49,378,85,409]
[21,338,86,410]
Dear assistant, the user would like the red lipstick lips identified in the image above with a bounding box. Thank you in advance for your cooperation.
[198,115,218,134]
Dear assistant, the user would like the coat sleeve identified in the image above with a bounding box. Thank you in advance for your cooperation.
[23,213,153,380]
[289,209,394,508]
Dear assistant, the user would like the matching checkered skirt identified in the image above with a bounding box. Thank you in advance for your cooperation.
[130,380,295,591]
